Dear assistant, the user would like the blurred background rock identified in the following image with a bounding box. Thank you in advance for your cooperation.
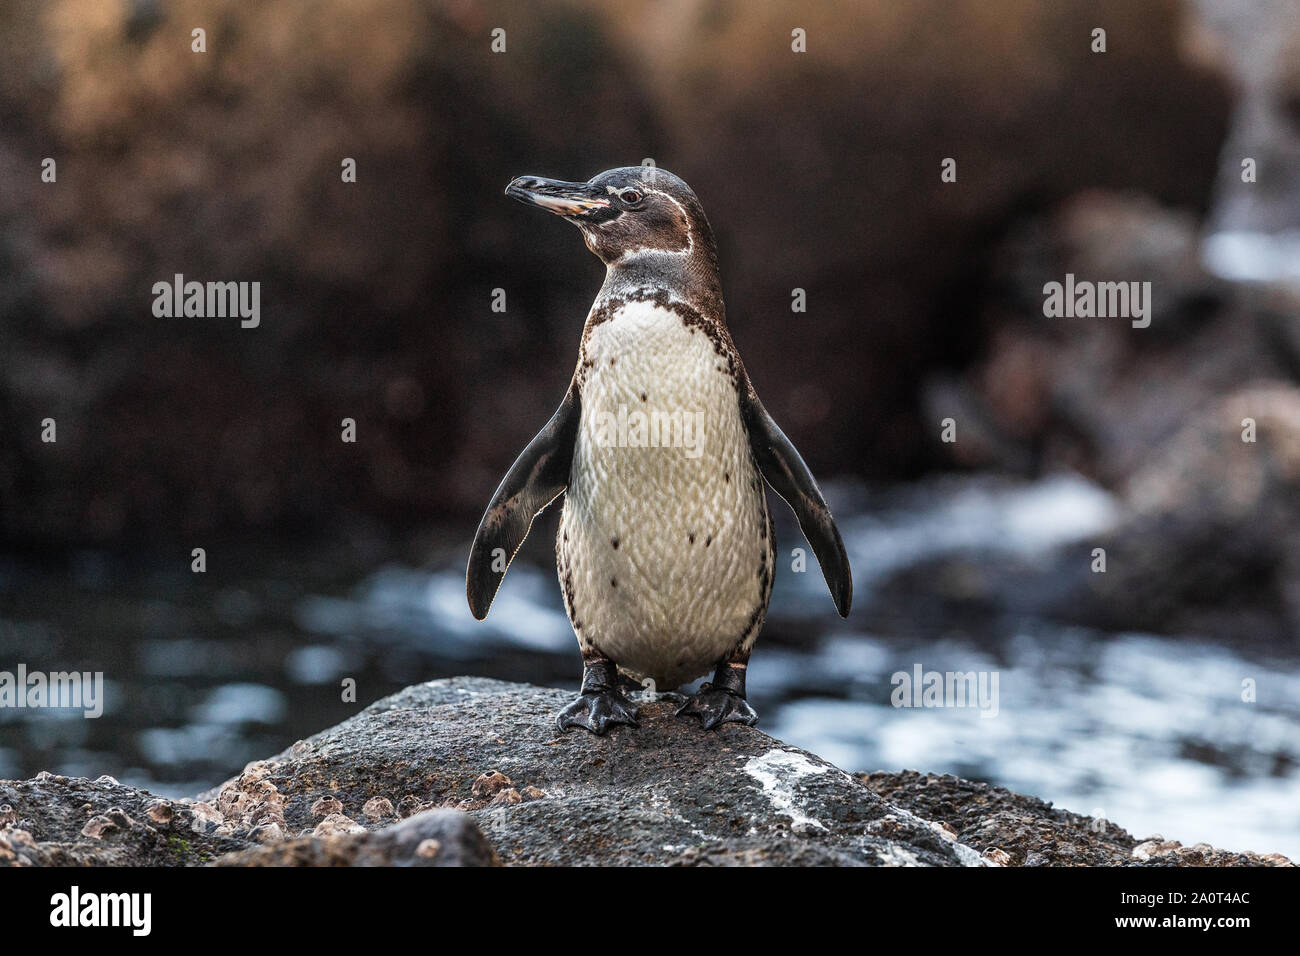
[0,0,1237,541]
[2,0,1299,857]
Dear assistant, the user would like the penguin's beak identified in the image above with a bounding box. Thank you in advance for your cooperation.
[505,176,611,217]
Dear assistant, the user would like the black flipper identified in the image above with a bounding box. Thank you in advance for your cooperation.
[741,386,853,617]
[466,384,581,620]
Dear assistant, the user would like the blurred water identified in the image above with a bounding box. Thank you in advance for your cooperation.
[1191,0,1300,285]
[1203,230,1300,283]
[0,474,1297,860]
[763,629,1300,860]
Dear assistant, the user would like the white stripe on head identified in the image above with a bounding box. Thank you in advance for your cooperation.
[608,186,696,263]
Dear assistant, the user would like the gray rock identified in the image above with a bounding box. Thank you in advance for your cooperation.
[0,774,248,866]
[861,770,1292,867]
[1,678,1291,866]
[215,809,497,867]
[1087,382,1300,639]
[201,677,983,867]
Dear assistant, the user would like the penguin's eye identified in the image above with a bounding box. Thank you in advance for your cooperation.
[620,189,643,205]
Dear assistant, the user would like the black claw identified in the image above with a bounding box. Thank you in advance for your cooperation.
[676,685,758,730]
[557,690,639,735]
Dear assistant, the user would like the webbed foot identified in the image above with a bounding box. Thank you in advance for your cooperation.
[557,689,639,734]
[676,685,758,729]
[676,662,758,730]
[556,657,639,735]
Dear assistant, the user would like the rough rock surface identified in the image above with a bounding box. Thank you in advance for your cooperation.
[0,773,249,866]
[197,678,987,867]
[1,679,1292,866]
[215,809,498,867]
[860,771,1292,867]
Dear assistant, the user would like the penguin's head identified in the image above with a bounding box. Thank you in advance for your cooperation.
[505,166,709,265]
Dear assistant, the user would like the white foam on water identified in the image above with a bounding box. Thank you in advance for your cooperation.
[765,629,1300,861]
[837,474,1119,596]
[1203,231,1300,283]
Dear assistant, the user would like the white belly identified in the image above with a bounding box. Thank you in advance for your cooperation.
[557,299,772,689]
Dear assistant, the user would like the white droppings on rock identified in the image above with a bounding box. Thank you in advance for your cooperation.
[922,818,989,867]
[1133,838,1182,861]
[879,805,994,867]
[952,840,992,867]
[742,749,831,833]
[876,844,924,866]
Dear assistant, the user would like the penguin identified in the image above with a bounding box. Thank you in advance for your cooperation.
[467,166,851,734]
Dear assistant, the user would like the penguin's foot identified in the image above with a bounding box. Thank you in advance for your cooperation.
[556,656,639,735]
[556,689,639,735]
[676,684,758,730]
